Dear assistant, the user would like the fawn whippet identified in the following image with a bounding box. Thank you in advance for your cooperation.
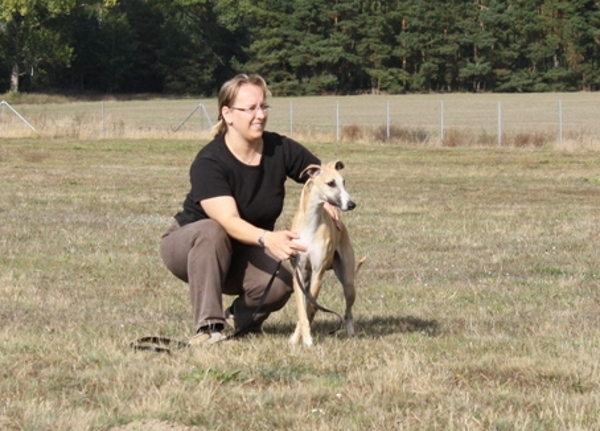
[289,160,363,346]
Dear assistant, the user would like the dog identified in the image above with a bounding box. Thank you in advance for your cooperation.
[289,160,363,346]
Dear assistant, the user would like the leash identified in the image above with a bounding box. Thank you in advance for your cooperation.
[130,336,190,354]
[230,260,282,338]
[232,259,343,336]
[131,258,344,353]
[130,260,283,353]
[292,265,345,335]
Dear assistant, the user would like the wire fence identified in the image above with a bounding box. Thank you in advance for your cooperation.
[2,93,600,144]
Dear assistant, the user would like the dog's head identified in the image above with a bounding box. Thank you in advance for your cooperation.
[300,160,356,211]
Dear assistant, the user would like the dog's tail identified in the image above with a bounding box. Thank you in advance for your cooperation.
[355,256,367,277]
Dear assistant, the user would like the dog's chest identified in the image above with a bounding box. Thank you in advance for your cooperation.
[297,225,333,270]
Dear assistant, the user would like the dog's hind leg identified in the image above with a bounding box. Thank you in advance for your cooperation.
[333,234,357,336]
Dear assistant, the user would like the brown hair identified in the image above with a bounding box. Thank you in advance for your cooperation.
[210,74,270,137]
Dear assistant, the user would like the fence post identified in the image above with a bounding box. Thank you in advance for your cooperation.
[335,101,340,141]
[289,100,293,137]
[386,100,390,140]
[336,101,340,141]
[173,103,212,133]
[440,100,444,143]
[0,100,37,132]
[497,101,502,146]
[558,100,563,144]
[101,100,105,139]
[199,104,213,129]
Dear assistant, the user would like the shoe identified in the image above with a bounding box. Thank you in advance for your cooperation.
[188,325,228,346]
[224,304,264,336]
[188,331,227,346]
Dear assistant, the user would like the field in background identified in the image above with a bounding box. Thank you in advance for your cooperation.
[1,138,599,430]
[2,92,600,146]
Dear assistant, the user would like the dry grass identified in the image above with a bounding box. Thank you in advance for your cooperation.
[1,138,600,430]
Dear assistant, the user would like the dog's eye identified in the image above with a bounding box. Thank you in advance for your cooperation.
[327,180,336,187]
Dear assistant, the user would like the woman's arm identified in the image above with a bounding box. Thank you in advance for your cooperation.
[201,196,306,261]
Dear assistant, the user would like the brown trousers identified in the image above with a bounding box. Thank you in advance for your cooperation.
[159,219,293,333]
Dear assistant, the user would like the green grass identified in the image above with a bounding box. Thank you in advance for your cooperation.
[1,138,600,430]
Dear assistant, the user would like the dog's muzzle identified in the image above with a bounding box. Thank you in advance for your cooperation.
[343,200,356,211]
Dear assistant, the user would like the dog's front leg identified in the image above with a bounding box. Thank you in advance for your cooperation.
[306,268,326,324]
[290,279,313,346]
[290,264,314,347]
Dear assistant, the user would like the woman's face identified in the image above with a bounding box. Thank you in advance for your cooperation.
[222,83,269,144]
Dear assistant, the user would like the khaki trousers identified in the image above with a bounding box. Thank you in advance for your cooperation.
[160,219,293,333]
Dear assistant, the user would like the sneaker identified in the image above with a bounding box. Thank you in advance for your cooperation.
[188,330,228,346]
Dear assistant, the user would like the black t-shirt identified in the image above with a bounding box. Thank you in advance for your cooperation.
[174,131,320,230]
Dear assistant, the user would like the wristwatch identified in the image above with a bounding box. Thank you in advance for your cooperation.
[258,230,267,248]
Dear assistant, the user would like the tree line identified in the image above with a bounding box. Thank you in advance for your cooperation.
[2,0,600,96]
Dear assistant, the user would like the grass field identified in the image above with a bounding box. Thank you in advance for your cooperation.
[1,137,600,430]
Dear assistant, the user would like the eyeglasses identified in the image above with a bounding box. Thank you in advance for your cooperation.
[229,104,271,114]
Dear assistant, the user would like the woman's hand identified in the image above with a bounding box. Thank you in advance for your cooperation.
[264,230,307,261]
[201,195,309,260]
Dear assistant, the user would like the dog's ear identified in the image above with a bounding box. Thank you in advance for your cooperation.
[300,164,321,179]
[334,160,345,171]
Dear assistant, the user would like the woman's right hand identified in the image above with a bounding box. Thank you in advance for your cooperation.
[264,230,307,261]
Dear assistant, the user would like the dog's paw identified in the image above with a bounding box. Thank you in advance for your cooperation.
[289,332,313,347]
[346,320,355,336]
[289,332,300,345]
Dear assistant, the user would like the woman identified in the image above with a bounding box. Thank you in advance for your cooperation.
[160,74,336,345]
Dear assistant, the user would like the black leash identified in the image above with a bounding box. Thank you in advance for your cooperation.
[230,260,282,338]
[131,259,343,353]
[129,336,190,354]
[131,260,283,352]
[292,265,345,335]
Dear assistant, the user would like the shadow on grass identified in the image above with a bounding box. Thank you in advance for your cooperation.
[355,315,442,338]
[267,315,442,339]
